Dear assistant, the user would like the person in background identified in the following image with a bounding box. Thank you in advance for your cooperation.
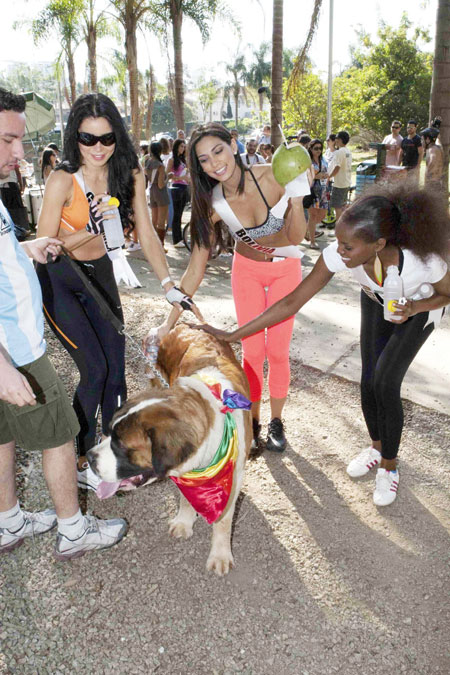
[260,143,275,163]
[240,138,266,167]
[306,139,328,249]
[145,141,170,249]
[41,148,58,184]
[382,120,403,166]
[139,143,149,168]
[0,87,128,560]
[298,134,311,149]
[258,124,271,146]
[167,138,189,247]
[159,136,173,233]
[328,130,352,223]
[230,129,245,154]
[324,133,336,163]
[201,183,450,507]
[177,129,186,141]
[400,120,423,183]
[420,125,443,193]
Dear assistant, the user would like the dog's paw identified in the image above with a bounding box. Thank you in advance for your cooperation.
[169,519,194,539]
[206,551,234,576]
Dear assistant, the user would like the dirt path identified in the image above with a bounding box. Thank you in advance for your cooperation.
[1,246,449,675]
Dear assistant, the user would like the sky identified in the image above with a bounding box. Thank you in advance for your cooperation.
[0,0,438,89]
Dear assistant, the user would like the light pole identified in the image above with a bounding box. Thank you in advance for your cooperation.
[326,0,334,137]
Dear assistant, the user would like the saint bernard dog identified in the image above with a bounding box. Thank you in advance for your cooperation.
[87,323,253,576]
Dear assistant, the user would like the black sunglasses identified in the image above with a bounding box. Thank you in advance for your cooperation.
[311,145,322,150]
[391,125,401,129]
[77,131,116,146]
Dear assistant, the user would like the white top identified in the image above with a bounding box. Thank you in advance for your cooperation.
[328,146,352,188]
[0,199,45,366]
[240,152,266,167]
[323,240,447,302]
[258,133,271,145]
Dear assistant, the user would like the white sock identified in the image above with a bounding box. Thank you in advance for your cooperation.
[0,501,25,531]
[57,509,86,540]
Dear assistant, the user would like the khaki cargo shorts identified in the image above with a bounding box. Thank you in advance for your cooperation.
[0,353,80,451]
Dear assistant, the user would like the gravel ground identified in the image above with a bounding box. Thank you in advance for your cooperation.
[1,242,449,675]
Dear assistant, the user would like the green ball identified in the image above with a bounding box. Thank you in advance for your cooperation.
[272,142,311,187]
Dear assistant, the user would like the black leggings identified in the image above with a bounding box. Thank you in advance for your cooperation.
[37,254,126,455]
[360,291,435,460]
[170,184,188,244]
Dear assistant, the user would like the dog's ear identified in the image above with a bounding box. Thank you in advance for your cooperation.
[147,421,196,478]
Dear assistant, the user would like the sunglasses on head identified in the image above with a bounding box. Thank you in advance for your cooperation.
[77,131,116,146]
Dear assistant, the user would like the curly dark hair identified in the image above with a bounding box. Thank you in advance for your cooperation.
[339,181,450,262]
[187,122,245,249]
[57,93,140,230]
[0,88,26,113]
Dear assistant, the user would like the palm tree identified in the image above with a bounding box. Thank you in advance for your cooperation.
[144,66,156,140]
[226,54,248,128]
[31,0,83,105]
[80,0,118,92]
[247,42,271,122]
[430,0,450,198]
[271,0,283,146]
[100,50,129,118]
[286,0,323,98]
[109,1,157,141]
[152,1,235,130]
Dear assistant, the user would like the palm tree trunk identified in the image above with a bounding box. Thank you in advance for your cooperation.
[170,1,185,131]
[234,85,239,127]
[145,67,156,140]
[87,25,97,91]
[125,8,141,142]
[67,48,77,105]
[430,0,450,198]
[271,0,283,147]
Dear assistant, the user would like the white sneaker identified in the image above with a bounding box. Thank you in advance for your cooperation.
[0,509,57,555]
[373,468,399,506]
[77,463,101,492]
[54,515,128,560]
[126,241,141,252]
[347,446,381,478]
[173,240,185,248]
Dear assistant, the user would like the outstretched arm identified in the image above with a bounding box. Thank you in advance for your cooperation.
[202,255,334,342]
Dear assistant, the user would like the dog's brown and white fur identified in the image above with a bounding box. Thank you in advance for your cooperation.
[87,324,252,575]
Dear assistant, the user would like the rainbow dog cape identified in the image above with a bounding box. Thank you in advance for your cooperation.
[170,376,251,524]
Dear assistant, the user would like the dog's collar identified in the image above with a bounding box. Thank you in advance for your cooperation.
[190,373,251,414]
[170,412,238,524]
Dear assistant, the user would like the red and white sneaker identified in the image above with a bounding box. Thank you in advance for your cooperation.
[373,468,399,506]
[346,446,381,478]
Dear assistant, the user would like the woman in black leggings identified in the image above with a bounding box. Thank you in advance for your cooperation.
[200,183,450,506]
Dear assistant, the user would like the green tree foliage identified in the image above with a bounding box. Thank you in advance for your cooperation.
[335,16,432,137]
[0,64,57,103]
[283,68,327,139]
[196,77,219,121]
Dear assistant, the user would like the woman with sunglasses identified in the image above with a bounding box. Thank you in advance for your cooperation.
[35,93,198,490]
[166,139,189,247]
[158,122,309,453]
[307,139,328,249]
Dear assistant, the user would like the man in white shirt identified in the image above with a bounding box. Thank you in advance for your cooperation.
[240,139,266,167]
[257,124,271,146]
[328,130,353,223]
[382,120,403,166]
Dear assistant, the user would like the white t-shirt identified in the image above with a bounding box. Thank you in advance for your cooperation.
[0,200,46,367]
[240,152,266,167]
[329,146,352,188]
[382,134,403,166]
[323,240,447,303]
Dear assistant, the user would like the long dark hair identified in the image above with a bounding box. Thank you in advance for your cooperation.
[188,122,245,248]
[308,138,323,173]
[172,138,186,170]
[150,141,162,163]
[41,149,56,179]
[57,93,140,229]
[339,182,450,261]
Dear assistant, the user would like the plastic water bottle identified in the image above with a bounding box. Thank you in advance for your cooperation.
[383,265,404,322]
[144,328,160,366]
[411,283,434,301]
[102,196,125,249]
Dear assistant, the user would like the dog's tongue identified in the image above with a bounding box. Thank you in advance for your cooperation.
[96,475,144,499]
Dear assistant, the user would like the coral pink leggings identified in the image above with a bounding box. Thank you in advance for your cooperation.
[231,251,302,401]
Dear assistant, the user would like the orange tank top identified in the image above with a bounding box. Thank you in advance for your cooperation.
[59,174,90,232]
